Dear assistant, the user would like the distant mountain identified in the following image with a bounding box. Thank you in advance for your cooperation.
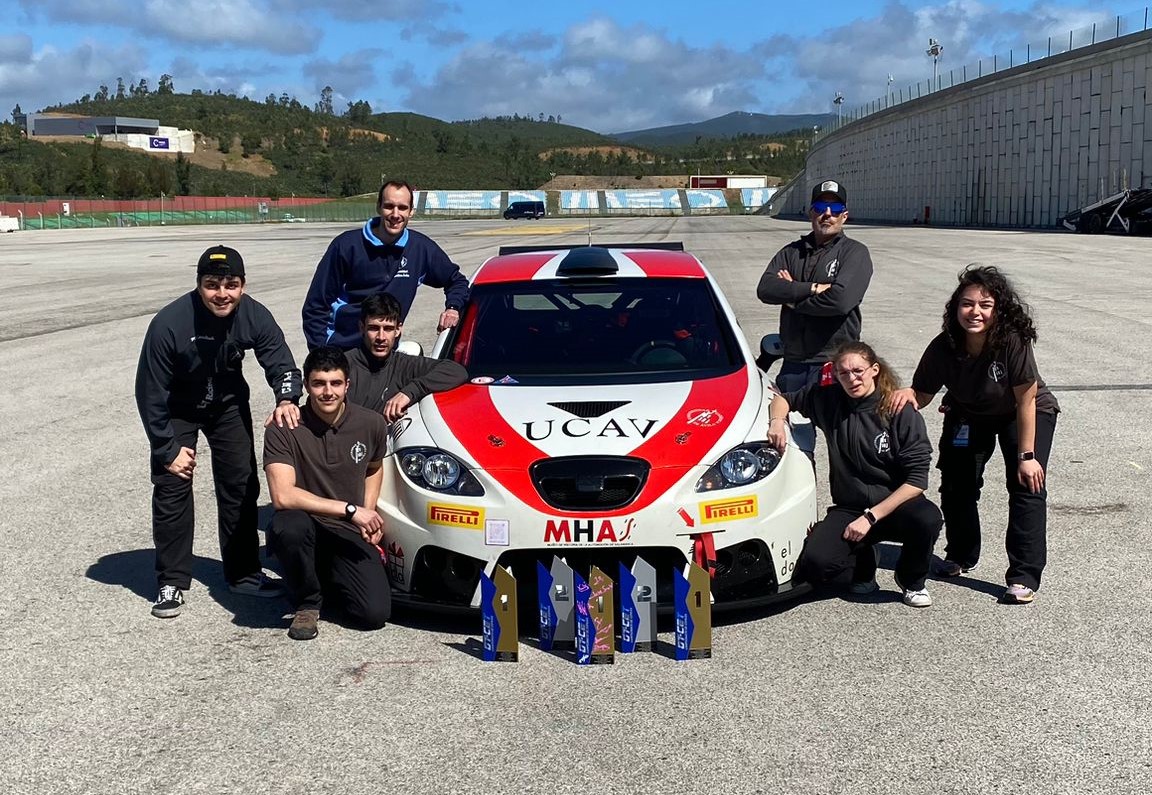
[613,111,836,146]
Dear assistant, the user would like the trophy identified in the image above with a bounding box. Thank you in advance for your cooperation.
[575,566,615,665]
[618,557,657,653]
[673,562,712,660]
[480,565,519,662]
[537,556,575,651]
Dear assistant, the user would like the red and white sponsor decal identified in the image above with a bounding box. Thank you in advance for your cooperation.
[686,408,724,427]
[433,370,748,516]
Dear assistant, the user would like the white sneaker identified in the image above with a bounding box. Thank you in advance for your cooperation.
[893,572,932,608]
[902,587,933,608]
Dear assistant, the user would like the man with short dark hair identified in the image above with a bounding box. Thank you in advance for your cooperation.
[264,346,392,641]
[757,179,874,451]
[302,180,469,351]
[347,292,468,420]
[136,245,302,619]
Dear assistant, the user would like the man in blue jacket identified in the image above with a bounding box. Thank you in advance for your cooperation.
[302,180,469,350]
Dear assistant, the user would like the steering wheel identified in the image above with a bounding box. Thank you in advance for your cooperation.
[628,340,685,366]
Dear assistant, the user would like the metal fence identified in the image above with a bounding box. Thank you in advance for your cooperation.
[818,7,1152,142]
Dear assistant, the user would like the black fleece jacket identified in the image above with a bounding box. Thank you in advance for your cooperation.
[345,346,468,413]
[135,292,302,469]
[783,384,932,509]
[757,232,873,364]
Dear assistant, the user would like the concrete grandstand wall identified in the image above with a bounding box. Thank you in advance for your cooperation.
[777,28,1152,227]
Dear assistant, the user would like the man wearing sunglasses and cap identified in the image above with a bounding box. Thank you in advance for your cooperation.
[136,245,303,619]
[302,180,470,351]
[757,179,875,453]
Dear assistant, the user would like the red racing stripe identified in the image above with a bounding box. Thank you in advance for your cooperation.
[432,368,749,517]
[471,252,556,285]
[620,250,706,278]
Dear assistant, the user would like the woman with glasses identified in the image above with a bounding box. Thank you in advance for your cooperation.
[768,341,942,607]
[890,265,1058,605]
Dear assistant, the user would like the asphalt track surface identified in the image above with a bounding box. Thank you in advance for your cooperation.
[3,217,1150,794]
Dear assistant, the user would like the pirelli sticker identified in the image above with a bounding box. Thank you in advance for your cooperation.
[427,503,485,530]
[698,496,758,524]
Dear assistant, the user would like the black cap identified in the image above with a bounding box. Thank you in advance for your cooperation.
[197,245,245,279]
[811,180,847,204]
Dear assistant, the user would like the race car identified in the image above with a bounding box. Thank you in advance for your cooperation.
[377,243,817,610]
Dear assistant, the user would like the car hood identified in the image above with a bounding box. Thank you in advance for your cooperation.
[422,369,756,514]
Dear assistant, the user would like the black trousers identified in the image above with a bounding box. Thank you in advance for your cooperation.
[938,410,1057,591]
[798,496,942,591]
[150,403,261,590]
[267,510,392,629]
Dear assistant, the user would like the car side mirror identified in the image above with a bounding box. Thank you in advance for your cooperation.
[755,334,783,372]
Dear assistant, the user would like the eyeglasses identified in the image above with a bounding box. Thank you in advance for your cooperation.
[380,203,411,212]
[835,367,871,380]
[811,201,846,215]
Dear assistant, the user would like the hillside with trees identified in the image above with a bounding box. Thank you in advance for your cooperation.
[1,79,816,199]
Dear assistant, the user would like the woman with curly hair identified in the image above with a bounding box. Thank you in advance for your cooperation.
[890,265,1059,604]
[769,341,942,607]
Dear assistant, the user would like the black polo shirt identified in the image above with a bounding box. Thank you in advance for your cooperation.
[912,332,1059,418]
[263,401,390,531]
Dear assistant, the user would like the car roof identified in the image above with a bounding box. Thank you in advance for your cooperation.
[471,245,708,286]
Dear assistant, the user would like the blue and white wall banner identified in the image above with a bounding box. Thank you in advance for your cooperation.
[741,188,779,208]
[508,191,545,202]
[684,190,727,208]
[560,191,599,210]
[148,137,170,150]
[423,191,502,209]
[604,190,681,209]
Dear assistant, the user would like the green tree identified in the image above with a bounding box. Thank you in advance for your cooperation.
[145,157,172,195]
[157,74,175,95]
[112,164,144,198]
[345,100,372,123]
[240,131,262,158]
[115,78,126,100]
[315,85,334,116]
[174,151,192,195]
[87,137,109,194]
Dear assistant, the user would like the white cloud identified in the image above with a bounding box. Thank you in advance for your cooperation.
[400,17,764,131]
[764,1,1104,114]
[302,51,381,96]
[0,38,149,115]
[20,0,319,54]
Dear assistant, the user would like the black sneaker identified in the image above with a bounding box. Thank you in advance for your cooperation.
[228,573,285,598]
[152,585,185,618]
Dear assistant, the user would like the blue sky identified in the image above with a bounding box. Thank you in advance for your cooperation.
[2,1,1127,133]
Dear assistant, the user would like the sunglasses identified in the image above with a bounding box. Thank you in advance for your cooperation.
[811,201,846,215]
[380,202,411,212]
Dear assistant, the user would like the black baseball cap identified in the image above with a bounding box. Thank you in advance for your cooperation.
[197,245,245,279]
[811,180,848,204]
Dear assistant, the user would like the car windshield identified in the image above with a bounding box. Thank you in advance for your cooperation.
[448,278,744,383]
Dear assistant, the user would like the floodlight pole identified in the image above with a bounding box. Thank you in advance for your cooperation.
[833,92,844,124]
[927,38,944,89]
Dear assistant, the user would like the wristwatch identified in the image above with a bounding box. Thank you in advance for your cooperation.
[344,502,358,520]
[1018,451,1035,462]
[863,509,878,526]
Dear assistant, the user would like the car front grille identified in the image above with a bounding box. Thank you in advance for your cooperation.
[530,456,649,510]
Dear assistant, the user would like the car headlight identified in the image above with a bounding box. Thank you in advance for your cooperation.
[696,443,781,492]
[398,448,485,496]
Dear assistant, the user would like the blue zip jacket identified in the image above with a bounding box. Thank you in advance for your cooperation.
[302,219,470,350]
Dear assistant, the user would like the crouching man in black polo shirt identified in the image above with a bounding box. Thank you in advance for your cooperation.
[263,347,392,641]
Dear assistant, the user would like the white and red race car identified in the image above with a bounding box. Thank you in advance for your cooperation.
[378,243,817,610]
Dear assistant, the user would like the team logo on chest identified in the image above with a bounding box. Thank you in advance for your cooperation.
[988,362,1006,382]
[826,258,840,278]
[350,441,367,463]
[874,431,890,455]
